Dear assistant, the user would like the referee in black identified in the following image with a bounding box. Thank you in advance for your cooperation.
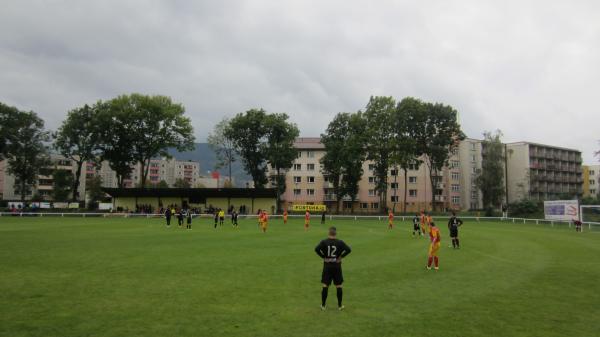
[448,212,463,249]
[315,226,351,311]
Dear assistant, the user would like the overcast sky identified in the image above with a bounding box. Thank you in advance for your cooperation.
[1,1,599,163]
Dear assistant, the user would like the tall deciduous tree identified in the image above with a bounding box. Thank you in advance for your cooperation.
[52,168,73,201]
[124,94,195,187]
[475,130,506,214]
[86,175,105,209]
[263,113,300,213]
[394,97,425,213]
[0,102,22,160]
[415,102,465,211]
[54,104,102,201]
[320,112,367,213]
[363,96,396,213]
[95,99,136,189]
[226,109,269,188]
[4,108,50,201]
[95,94,195,188]
[208,118,238,185]
[341,112,367,212]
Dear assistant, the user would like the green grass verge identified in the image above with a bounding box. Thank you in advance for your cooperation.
[0,216,598,337]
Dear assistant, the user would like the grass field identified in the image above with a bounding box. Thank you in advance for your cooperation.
[1,216,599,337]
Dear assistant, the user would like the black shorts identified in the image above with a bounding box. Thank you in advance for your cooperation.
[321,265,343,286]
[413,223,420,231]
[450,228,458,237]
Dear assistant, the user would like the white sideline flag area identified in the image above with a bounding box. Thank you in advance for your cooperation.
[544,200,579,221]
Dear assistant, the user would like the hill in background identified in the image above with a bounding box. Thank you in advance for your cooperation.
[168,143,251,187]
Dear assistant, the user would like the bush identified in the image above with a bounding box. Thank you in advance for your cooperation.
[509,199,542,217]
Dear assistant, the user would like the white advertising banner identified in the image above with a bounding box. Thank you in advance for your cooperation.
[544,200,579,221]
[98,203,113,211]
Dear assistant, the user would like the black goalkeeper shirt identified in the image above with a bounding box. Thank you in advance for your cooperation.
[315,238,351,266]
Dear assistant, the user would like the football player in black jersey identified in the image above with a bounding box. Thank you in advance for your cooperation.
[315,226,352,311]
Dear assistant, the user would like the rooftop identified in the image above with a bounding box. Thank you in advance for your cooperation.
[293,137,324,150]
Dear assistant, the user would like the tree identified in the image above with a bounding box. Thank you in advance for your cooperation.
[4,109,50,201]
[320,112,367,213]
[52,168,73,201]
[95,99,136,188]
[363,96,397,213]
[54,104,102,201]
[263,113,300,213]
[226,109,269,188]
[340,112,367,213]
[0,102,22,160]
[173,178,191,188]
[393,97,425,213]
[475,130,506,215]
[208,118,238,184]
[86,175,105,209]
[415,102,465,211]
[114,94,195,187]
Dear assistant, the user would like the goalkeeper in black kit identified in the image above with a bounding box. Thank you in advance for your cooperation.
[315,226,352,311]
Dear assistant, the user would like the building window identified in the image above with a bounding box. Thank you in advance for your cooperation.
[371,203,379,209]
[307,151,315,158]
[390,169,398,176]
[368,164,375,171]
[293,189,301,196]
[409,176,417,184]
[307,176,315,183]
[470,143,476,150]
[591,189,596,195]
[452,196,460,204]
[307,163,315,171]
[409,189,417,197]
[293,164,302,171]
[390,183,398,189]
[343,201,352,209]
[450,161,460,168]
[451,184,460,192]
[590,170,595,175]
[391,195,399,202]
[409,163,419,170]
[470,155,476,162]
[368,189,376,196]
[306,189,315,196]
[293,176,301,183]
[471,167,476,174]
[590,179,596,185]
[324,175,331,183]
[360,203,368,209]
[368,176,376,184]
[452,172,460,180]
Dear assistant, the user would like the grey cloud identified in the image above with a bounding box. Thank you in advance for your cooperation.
[1,0,599,161]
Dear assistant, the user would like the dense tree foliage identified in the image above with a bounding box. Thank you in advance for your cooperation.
[54,104,102,201]
[208,118,238,185]
[475,130,506,214]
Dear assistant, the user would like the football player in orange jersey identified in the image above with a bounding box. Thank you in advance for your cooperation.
[283,209,288,224]
[304,210,311,232]
[387,211,394,229]
[426,221,441,270]
[260,210,268,233]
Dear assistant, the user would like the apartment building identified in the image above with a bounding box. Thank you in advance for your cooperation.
[456,138,484,210]
[0,154,87,201]
[583,164,600,198]
[506,142,582,202]
[272,137,461,213]
[1,156,201,201]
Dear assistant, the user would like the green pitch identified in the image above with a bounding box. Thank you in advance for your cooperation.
[0,216,598,337]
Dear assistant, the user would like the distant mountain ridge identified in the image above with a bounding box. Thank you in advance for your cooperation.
[168,143,251,187]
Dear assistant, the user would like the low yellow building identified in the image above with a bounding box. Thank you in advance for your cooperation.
[102,188,277,214]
